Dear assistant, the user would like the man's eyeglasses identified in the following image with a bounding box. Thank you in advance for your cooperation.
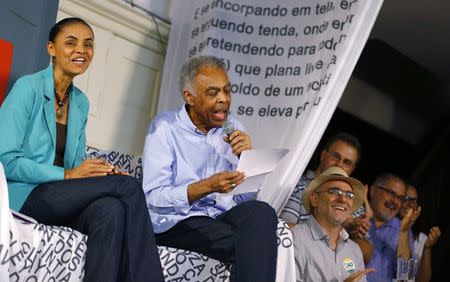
[327,151,355,168]
[375,185,406,202]
[317,187,355,200]
[404,196,418,206]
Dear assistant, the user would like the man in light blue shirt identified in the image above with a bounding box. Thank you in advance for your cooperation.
[142,55,278,282]
[366,173,419,282]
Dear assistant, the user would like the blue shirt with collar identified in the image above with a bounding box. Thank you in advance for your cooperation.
[142,105,252,233]
[366,217,414,282]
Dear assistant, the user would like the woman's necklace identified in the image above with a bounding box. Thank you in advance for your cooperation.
[55,89,69,119]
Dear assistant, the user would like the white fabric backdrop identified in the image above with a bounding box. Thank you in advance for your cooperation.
[0,152,296,282]
[158,0,383,213]
[0,163,87,282]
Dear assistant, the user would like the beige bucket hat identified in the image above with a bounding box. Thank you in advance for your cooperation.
[302,166,365,213]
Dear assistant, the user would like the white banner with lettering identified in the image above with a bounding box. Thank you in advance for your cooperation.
[0,163,87,282]
[158,0,383,212]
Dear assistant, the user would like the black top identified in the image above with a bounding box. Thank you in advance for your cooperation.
[53,122,67,167]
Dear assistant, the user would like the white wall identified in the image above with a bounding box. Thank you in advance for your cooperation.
[58,0,170,155]
[122,0,172,20]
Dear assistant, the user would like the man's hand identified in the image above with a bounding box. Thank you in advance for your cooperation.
[400,206,421,232]
[344,217,371,240]
[424,226,441,249]
[205,171,246,193]
[362,184,374,220]
[65,159,114,179]
[187,171,245,203]
[224,130,252,156]
[344,268,375,282]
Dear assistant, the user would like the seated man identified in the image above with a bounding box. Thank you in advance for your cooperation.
[292,166,374,282]
[281,132,362,225]
[281,133,374,264]
[142,55,278,282]
[366,173,419,282]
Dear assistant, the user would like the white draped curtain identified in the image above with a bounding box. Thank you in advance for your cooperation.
[159,0,384,213]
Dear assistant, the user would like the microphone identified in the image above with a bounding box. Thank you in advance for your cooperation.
[222,120,234,137]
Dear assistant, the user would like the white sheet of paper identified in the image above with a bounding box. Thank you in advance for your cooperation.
[223,148,289,196]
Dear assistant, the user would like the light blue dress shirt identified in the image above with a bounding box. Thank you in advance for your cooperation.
[143,105,252,233]
[366,217,414,282]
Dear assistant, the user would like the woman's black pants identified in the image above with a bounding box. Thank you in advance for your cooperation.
[20,175,164,282]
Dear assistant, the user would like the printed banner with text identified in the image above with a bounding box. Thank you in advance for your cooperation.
[159,0,383,212]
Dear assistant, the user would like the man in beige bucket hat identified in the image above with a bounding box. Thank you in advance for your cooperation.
[292,167,375,282]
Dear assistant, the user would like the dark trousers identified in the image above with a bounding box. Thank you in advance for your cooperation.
[156,200,278,282]
[20,175,164,282]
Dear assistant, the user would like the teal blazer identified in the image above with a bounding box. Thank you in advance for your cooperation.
[0,65,89,211]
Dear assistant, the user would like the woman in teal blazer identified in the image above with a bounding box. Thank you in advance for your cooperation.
[0,18,163,282]
[0,63,88,211]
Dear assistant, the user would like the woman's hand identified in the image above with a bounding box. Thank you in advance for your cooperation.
[424,226,441,249]
[362,184,374,220]
[110,166,130,176]
[400,206,421,232]
[64,159,115,179]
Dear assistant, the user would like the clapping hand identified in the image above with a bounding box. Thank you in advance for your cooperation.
[345,184,373,240]
[400,206,421,232]
[362,184,374,220]
[424,226,441,249]
[345,217,371,240]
